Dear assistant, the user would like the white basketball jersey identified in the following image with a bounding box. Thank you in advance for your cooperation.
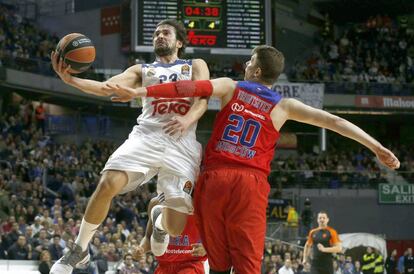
[137,59,196,136]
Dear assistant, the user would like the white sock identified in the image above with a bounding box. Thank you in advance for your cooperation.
[154,212,165,231]
[75,218,99,251]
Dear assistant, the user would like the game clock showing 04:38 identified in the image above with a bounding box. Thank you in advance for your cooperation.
[132,0,272,55]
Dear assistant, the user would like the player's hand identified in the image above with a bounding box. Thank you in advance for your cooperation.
[163,116,192,137]
[51,51,73,84]
[375,145,400,170]
[191,243,206,257]
[103,83,147,102]
[132,246,146,261]
[317,243,325,252]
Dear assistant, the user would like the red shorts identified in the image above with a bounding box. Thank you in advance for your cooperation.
[155,260,205,274]
[194,167,270,274]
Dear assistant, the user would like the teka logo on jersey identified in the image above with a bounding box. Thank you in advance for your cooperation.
[152,99,191,116]
[231,103,244,112]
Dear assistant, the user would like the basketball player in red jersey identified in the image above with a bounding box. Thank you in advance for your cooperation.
[134,196,207,274]
[106,45,400,274]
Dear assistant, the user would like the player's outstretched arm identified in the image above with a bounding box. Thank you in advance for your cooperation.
[108,77,236,102]
[51,51,141,97]
[278,98,400,169]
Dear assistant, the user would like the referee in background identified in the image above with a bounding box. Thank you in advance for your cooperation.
[302,211,342,274]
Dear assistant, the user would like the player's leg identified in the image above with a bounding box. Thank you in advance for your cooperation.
[194,170,233,273]
[150,172,192,256]
[50,170,130,273]
[225,170,270,274]
[51,134,161,274]
[151,137,202,255]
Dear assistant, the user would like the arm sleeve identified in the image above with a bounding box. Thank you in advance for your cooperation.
[146,80,213,98]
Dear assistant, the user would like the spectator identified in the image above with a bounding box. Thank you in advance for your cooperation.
[355,261,363,274]
[385,249,398,274]
[405,248,414,274]
[48,234,63,261]
[278,259,295,274]
[334,260,343,274]
[7,235,32,260]
[33,228,50,250]
[38,250,52,274]
[362,247,377,274]
[398,250,407,274]
[301,198,313,237]
[31,216,44,235]
[118,253,141,274]
[35,101,46,134]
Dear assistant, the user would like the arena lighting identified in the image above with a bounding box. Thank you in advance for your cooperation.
[326,110,414,115]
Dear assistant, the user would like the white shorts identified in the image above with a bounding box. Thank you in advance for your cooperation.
[102,125,202,214]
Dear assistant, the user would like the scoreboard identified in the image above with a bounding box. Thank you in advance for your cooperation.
[131,0,272,55]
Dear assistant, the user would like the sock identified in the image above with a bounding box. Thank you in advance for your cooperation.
[154,212,165,231]
[75,218,100,251]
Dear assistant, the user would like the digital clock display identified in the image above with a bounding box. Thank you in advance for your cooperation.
[132,0,272,55]
[184,6,221,17]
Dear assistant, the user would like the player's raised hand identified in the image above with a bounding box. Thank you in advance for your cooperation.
[50,51,72,84]
[375,145,400,169]
[163,116,192,137]
[103,83,146,102]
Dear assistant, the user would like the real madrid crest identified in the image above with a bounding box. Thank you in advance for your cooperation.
[147,66,156,77]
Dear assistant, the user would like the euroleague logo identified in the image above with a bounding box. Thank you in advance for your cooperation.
[231,103,244,112]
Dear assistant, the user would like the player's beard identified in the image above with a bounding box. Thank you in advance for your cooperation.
[154,44,175,57]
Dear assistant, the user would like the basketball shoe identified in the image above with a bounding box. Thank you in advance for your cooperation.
[50,241,90,274]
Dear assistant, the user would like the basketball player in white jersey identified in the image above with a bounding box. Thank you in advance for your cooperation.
[49,19,210,274]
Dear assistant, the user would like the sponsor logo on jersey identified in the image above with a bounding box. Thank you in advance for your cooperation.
[183,181,193,194]
[231,103,244,112]
[151,99,191,116]
[181,64,190,76]
[243,109,265,120]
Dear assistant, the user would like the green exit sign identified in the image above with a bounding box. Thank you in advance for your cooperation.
[378,184,414,204]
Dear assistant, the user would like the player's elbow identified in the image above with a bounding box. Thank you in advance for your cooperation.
[322,114,347,132]
[333,244,342,253]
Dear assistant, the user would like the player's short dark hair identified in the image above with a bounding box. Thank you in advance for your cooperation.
[252,45,285,85]
[156,19,188,58]
[318,210,329,217]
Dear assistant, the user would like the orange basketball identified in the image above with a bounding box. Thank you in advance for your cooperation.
[56,33,95,74]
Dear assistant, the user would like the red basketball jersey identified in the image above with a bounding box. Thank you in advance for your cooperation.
[204,81,281,175]
[156,215,207,263]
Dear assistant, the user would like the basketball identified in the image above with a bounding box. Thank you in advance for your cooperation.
[56,33,96,74]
